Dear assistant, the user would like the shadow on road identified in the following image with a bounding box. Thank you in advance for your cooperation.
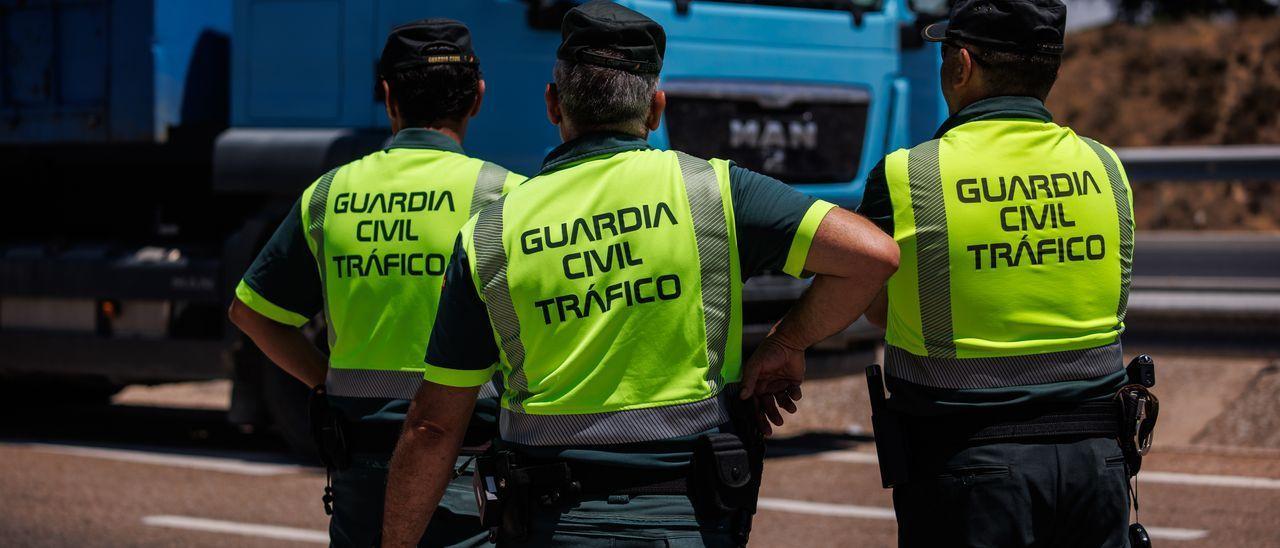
[766,431,874,460]
[0,401,313,465]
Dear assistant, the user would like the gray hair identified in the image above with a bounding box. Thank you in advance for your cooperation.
[552,49,659,135]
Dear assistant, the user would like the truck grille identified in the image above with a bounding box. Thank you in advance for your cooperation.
[663,80,869,184]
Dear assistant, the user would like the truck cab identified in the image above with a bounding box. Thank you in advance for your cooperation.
[2,0,948,453]
[217,0,950,343]
[220,0,948,200]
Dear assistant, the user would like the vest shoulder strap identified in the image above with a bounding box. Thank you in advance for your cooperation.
[1079,137,1135,326]
[300,166,342,252]
[471,161,510,217]
[300,165,342,349]
[470,194,530,410]
[894,139,956,358]
[674,151,734,393]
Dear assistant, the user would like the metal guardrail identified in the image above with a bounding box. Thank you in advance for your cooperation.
[743,230,1280,346]
[1115,145,1280,182]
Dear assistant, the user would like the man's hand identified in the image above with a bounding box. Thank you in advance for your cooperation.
[738,207,899,432]
[741,336,804,399]
[741,334,805,436]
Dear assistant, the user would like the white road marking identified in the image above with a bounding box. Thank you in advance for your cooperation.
[820,450,1280,490]
[142,516,328,543]
[758,498,897,520]
[21,443,306,476]
[1140,471,1280,490]
[757,498,1208,541]
[1144,527,1210,541]
[818,451,880,464]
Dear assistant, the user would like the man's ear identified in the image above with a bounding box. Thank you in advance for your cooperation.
[545,83,564,126]
[382,80,398,120]
[956,47,976,88]
[646,89,666,131]
[470,79,486,118]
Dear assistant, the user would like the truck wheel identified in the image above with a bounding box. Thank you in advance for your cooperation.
[260,362,321,462]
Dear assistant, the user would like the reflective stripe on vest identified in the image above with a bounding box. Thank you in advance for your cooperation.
[499,386,734,446]
[472,194,530,410]
[302,152,510,399]
[307,167,340,349]
[326,368,423,400]
[886,342,1124,390]
[1083,138,1135,327]
[677,152,733,393]
[326,369,501,400]
[905,140,957,358]
[470,150,738,445]
[882,120,1134,388]
[471,162,509,217]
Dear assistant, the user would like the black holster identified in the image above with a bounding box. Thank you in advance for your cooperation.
[473,450,537,543]
[716,393,765,546]
[866,364,910,488]
[307,385,350,516]
[692,434,754,516]
[474,448,582,543]
[1117,355,1159,477]
[308,384,351,470]
[475,397,764,546]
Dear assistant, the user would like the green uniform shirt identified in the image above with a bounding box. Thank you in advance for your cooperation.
[425,133,833,466]
[237,128,523,423]
[858,97,1127,415]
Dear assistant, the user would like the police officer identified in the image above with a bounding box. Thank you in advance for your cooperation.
[380,2,899,546]
[227,19,523,547]
[857,1,1138,546]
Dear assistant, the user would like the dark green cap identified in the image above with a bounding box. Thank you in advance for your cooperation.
[378,18,478,78]
[923,0,1066,56]
[557,0,666,75]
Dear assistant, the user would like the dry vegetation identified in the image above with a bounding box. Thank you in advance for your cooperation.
[1048,17,1280,230]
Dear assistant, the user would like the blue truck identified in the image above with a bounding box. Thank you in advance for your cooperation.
[0,0,947,451]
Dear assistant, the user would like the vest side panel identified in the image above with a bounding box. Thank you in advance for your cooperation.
[883,148,928,356]
[938,121,1124,358]
[498,150,720,415]
[710,158,744,384]
[320,150,483,373]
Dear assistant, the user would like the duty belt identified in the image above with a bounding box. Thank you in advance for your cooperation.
[505,460,690,501]
[475,431,762,546]
[904,400,1121,445]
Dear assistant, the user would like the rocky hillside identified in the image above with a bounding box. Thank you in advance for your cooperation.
[1047,17,1280,230]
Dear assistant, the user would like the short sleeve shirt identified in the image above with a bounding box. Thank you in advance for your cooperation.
[424,133,836,382]
[235,198,323,327]
[856,97,1129,415]
[233,129,523,424]
[234,129,523,329]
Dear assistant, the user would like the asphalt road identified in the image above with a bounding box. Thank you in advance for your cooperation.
[3,350,1279,547]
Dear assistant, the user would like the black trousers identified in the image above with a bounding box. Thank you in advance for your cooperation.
[328,454,489,548]
[892,435,1130,548]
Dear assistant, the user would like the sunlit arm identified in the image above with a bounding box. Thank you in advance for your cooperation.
[865,288,889,329]
[742,207,899,431]
[381,381,480,548]
[227,299,327,387]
